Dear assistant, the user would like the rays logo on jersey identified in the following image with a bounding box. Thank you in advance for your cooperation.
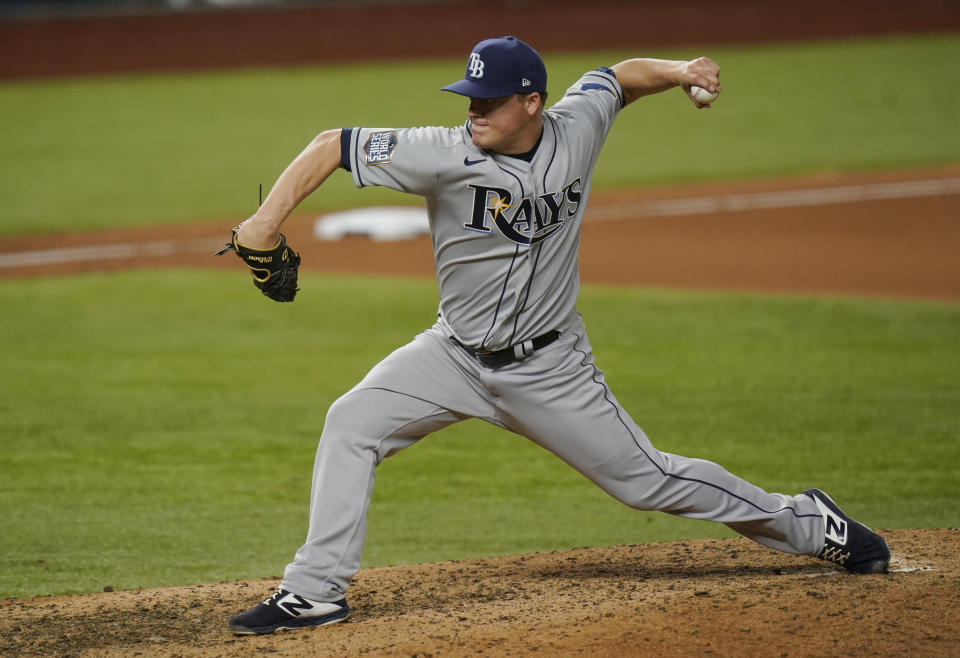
[464,178,582,245]
[364,130,398,166]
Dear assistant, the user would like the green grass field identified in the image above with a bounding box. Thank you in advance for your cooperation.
[1,33,958,235]
[1,271,957,598]
[1,32,958,599]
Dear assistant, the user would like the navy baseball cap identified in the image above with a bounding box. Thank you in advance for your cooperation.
[442,36,547,99]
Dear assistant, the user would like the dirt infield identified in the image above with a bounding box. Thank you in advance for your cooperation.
[4,167,960,301]
[2,529,957,657]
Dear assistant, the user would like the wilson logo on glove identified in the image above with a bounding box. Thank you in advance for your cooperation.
[215,228,301,302]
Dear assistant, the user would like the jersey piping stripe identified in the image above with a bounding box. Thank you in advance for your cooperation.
[353,129,365,187]
[508,243,544,346]
[480,163,527,349]
[497,163,526,196]
[542,115,559,190]
[507,117,555,345]
[480,244,521,350]
[571,331,821,522]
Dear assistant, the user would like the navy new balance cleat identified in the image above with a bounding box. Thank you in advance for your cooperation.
[803,488,891,574]
[228,588,349,635]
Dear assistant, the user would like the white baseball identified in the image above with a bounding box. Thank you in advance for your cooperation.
[690,85,719,104]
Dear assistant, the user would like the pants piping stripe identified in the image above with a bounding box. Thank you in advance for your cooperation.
[571,332,819,521]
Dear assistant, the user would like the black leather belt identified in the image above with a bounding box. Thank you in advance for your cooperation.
[452,330,561,369]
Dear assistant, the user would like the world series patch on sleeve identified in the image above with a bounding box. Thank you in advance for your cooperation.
[364,130,398,165]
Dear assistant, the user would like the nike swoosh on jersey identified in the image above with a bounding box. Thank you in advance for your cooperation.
[464,157,486,166]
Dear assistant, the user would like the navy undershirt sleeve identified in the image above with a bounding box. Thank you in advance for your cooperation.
[340,128,353,171]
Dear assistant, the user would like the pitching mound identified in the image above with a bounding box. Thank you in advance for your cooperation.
[3,528,957,656]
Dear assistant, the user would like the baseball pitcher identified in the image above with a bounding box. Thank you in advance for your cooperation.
[224,36,890,635]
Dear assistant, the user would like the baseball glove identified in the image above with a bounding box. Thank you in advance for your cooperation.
[216,227,301,302]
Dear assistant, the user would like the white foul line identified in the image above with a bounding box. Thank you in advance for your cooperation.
[586,178,960,221]
[0,239,217,268]
[2,178,959,269]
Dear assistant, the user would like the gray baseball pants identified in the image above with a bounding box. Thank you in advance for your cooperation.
[282,317,825,602]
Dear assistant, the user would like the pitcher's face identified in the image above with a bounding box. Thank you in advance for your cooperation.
[467,93,541,154]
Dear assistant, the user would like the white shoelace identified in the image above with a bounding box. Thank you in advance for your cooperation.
[820,544,851,566]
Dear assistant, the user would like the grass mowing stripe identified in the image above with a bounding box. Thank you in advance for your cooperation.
[0,270,957,597]
[1,34,958,236]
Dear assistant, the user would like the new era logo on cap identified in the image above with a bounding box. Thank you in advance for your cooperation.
[442,36,547,99]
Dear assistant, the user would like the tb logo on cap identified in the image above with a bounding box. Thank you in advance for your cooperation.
[467,52,485,79]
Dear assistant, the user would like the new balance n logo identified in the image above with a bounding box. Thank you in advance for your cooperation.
[276,592,314,617]
[812,495,849,546]
[825,515,848,545]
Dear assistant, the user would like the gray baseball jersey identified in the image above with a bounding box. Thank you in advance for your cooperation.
[280,68,826,603]
[340,68,619,350]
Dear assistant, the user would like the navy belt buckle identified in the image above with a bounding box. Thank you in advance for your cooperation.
[456,330,560,369]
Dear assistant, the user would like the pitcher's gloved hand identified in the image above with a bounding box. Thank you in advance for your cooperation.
[216,228,301,302]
